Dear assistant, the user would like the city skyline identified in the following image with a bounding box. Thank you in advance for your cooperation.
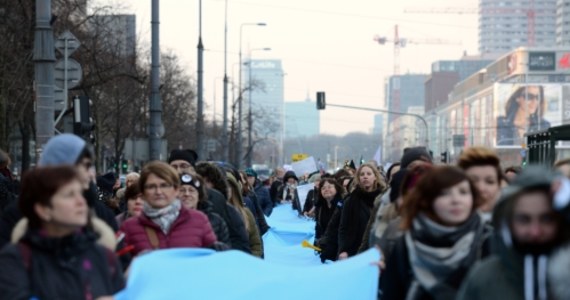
[102,0,479,135]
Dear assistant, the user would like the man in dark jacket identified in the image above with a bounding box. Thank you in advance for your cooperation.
[270,167,285,206]
[169,151,251,253]
[458,166,568,300]
[254,175,273,216]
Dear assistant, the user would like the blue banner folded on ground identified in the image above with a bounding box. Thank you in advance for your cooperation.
[115,204,380,300]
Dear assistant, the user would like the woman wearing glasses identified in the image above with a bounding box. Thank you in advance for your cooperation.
[496,85,550,146]
[120,161,217,256]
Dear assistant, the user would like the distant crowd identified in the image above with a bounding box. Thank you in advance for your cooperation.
[1,134,570,299]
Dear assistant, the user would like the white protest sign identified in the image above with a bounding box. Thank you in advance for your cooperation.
[296,184,313,211]
[291,156,318,178]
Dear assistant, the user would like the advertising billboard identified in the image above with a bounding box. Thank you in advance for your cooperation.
[494,84,568,147]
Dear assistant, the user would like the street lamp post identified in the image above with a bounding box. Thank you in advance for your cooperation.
[246,47,271,167]
[237,22,266,168]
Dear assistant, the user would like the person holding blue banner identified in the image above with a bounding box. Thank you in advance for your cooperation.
[121,162,217,256]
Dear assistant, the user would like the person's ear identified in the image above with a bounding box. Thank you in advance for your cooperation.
[34,203,52,222]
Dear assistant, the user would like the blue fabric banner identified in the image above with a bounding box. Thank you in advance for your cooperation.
[115,204,380,300]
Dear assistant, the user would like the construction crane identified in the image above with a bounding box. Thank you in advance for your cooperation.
[374,25,461,154]
[404,0,540,46]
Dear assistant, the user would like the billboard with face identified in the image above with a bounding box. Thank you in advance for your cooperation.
[494,84,566,147]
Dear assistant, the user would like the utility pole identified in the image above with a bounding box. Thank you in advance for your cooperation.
[196,0,205,159]
[222,0,229,162]
[149,0,163,161]
[34,0,56,161]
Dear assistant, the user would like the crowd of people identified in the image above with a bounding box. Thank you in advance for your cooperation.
[1,133,570,299]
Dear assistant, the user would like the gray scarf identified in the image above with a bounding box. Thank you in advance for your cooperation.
[143,199,182,234]
[405,213,483,300]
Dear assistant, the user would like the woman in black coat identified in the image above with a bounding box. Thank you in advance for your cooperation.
[0,166,124,300]
[314,178,345,242]
[338,163,385,259]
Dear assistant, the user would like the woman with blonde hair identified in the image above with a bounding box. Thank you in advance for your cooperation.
[338,163,386,259]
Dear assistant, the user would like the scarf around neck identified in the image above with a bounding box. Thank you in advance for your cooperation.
[143,199,182,234]
[405,213,483,299]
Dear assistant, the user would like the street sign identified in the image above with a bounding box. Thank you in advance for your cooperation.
[55,30,81,57]
[53,87,66,111]
[54,58,82,89]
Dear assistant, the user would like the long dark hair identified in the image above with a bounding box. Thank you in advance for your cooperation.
[505,85,545,121]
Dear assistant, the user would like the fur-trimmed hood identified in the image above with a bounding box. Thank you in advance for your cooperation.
[11,216,117,251]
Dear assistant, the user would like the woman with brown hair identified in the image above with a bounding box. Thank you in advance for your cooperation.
[457,147,502,220]
[0,166,124,300]
[338,163,386,260]
[380,166,491,300]
[120,161,217,256]
[115,182,144,227]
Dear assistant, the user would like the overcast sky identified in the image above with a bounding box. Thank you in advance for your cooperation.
[95,0,479,136]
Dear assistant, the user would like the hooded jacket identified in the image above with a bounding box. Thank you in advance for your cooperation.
[457,166,562,300]
[0,227,124,300]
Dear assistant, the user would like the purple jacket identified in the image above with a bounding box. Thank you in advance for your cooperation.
[121,207,217,256]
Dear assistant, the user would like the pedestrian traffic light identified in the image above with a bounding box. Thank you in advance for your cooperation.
[316,92,326,110]
[441,151,448,164]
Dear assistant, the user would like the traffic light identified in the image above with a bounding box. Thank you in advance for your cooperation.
[73,96,95,144]
[441,151,448,164]
[316,92,326,110]
[121,159,128,173]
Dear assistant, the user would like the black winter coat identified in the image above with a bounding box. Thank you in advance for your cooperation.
[270,180,283,206]
[338,187,382,257]
[197,200,231,246]
[254,183,273,216]
[318,199,344,263]
[0,229,124,300]
[315,194,341,240]
[246,190,270,235]
[207,188,251,253]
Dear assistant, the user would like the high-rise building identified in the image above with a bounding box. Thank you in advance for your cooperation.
[558,0,570,46]
[426,55,494,112]
[372,114,383,135]
[385,74,427,123]
[284,99,320,139]
[244,59,285,161]
[479,0,557,54]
